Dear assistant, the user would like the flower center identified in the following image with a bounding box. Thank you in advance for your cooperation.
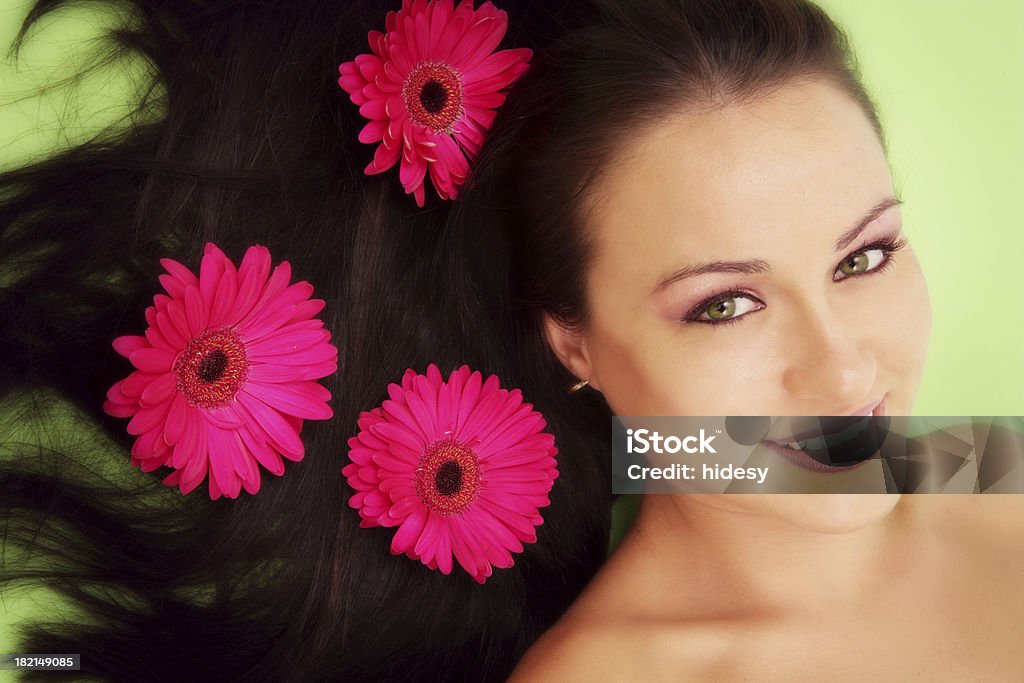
[173,327,249,409]
[415,437,480,515]
[419,80,448,114]
[402,61,463,134]
[197,349,229,383]
[434,460,463,496]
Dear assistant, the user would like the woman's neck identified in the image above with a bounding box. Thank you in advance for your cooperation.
[613,493,931,619]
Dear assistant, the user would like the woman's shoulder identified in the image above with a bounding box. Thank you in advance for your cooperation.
[507,614,649,682]
[506,601,736,682]
[506,613,618,681]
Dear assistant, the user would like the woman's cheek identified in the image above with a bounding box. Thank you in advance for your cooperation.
[861,252,928,347]
[657,334,771,415]
[890,254,933,397]
[592,334,696,415]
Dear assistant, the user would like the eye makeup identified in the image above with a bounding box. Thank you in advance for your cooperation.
[680,287,765,327]
[832,234,908,283]
[679,231,910,327]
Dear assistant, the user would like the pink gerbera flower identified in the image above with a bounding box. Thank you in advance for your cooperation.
[343,364,559,584]
[338,0,533,206]
[103,243,338,500]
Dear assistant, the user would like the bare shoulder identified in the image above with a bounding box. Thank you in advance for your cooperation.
[507,614,627,682]
[507,610,734,682]
[506,530,743,681]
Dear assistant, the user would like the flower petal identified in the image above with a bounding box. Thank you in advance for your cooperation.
[241,381,333,421]
[236,391,305,459]
[129,348,176,374]
[163,391,190,445]
[139,371,176,406]
[390,505,428,554]
[112,335,149,359]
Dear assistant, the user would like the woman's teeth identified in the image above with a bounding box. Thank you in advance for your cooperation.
[775,415,871,451]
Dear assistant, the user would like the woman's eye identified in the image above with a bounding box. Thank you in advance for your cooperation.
[684,237,906,327]
[835,248,887,279]
[691,294,763,324]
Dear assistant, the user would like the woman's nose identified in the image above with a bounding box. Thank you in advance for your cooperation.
[780,301,877,411]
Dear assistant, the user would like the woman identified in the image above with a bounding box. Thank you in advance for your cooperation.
[421,0,1024,678]
[1,1,1020,682]
[505,50,1022,683]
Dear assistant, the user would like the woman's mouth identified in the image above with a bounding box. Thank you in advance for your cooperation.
[760,398,888,474]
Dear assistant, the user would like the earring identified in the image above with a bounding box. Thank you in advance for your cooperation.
[568,378,590,394]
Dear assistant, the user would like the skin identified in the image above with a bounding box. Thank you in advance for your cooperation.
[510,78,1024,680]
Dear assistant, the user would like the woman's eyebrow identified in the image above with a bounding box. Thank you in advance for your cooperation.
[833,196,903,251]
[651,259,770,294]
[650,196,904,295]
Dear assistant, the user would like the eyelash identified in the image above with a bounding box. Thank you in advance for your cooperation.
[682,235,909,327]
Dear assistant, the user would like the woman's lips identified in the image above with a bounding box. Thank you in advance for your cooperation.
[760,398,887,474]
[761,440,868,473]
[764,397,886,444]
[848,398,885,417]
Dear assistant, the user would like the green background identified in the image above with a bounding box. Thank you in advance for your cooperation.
[2,0,1023,660]
[819,0,1024,416]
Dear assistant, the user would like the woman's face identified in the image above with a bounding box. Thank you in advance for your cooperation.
[545,78,932,530]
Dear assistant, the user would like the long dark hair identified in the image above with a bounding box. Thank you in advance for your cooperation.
[0,0,882,680]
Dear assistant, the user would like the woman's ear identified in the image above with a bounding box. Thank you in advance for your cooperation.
[541,313,601,391]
